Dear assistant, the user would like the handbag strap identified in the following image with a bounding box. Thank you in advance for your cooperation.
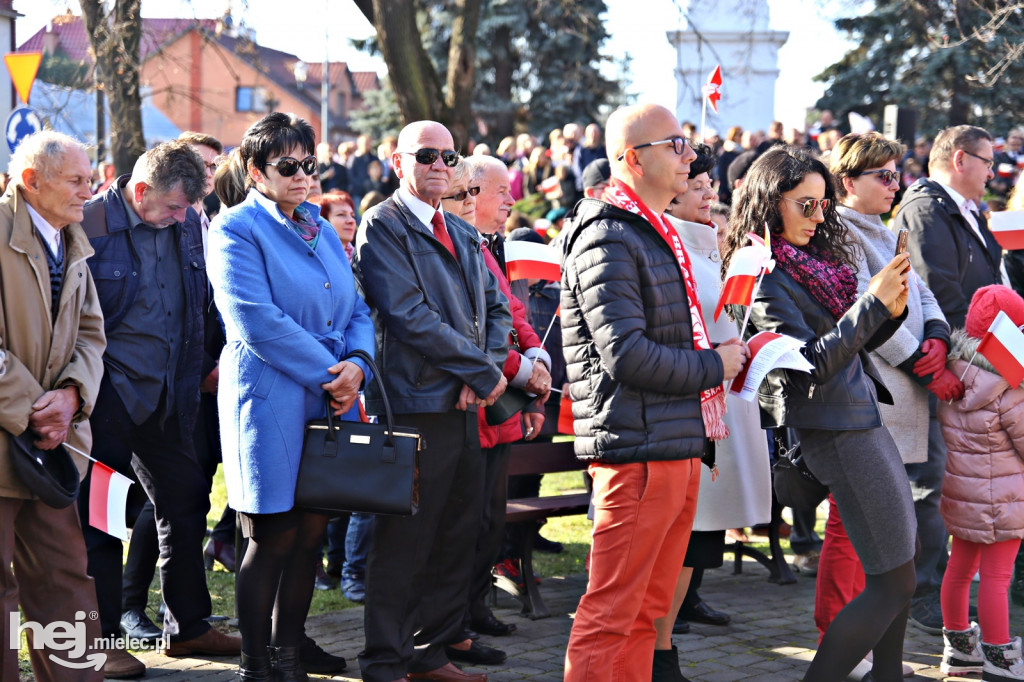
[323,349,397,445]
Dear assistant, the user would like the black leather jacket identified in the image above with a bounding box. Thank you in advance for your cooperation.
[353,193,511,415]
[561,199,724,463]
[738,266,906,431]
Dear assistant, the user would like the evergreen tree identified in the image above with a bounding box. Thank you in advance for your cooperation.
[814,0,1024,137]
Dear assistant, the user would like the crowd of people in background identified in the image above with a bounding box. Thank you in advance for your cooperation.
[3,96,1024,682]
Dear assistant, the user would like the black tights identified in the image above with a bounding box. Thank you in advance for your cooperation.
[236,512,329,656]
[803,558,915,682]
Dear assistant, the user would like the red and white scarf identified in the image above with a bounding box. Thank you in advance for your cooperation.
[601,178,729,440]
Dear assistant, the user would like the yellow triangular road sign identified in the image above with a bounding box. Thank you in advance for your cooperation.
[5,52,43,105]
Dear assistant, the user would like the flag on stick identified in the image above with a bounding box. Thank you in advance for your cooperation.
[714,241,773,321]
[88,461,133,541]
[557,395,574,435]
[505,240,561,282]
[701,65,723,113]
[976,310,1024,387]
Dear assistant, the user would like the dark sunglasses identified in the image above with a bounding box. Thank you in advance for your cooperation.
[784,197,831,218]
[858,169,901,185]
[616,136,688,161]
[442,186,481,202]
[401,148,460,167]
[266,155,318,177]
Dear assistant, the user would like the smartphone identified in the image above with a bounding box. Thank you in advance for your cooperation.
[895,228,909,256]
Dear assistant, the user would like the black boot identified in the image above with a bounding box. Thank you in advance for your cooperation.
[273,646,308,682]
[652,646,690,682]
[237,651,273,681]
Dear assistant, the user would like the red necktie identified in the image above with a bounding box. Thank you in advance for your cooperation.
[431,211,457,259]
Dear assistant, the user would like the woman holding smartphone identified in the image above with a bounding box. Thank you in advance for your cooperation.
[720,146,914,682]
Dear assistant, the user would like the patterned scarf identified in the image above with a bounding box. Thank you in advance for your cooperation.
[284,203,321,249]
[600,178,729,441]
[771,238,858,320]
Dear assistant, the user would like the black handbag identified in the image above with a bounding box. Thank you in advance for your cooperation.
[295,350,422,516]
[8,431,80,509]
[771,430,828,509]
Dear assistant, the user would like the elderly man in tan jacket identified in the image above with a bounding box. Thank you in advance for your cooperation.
[0,131,108,681]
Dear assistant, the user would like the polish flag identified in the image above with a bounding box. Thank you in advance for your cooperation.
[714,244,772,321]
[505,241,561,282]
[988,211,1024,250]
[977,310,1024,387]
[702,65,723,113]
[557,394,574,435]
[88,461,133,541]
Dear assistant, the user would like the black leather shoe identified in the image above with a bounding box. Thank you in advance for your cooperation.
[120,608,163,643]
[445,641,507,666]
[300,635,347,674]
[678,601,731,626]
[534,533,564,554]
[470,613,517,637]
[672,617,690,635]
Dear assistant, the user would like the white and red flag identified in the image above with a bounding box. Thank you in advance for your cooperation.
[88,461,133,541]
[702,65,723,113]
[976,310,1024,387]
[505,240,561,282]
[714,232,774,321]
[988,211,1024,250]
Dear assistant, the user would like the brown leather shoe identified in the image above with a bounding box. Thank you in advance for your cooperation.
[408,662,487,681]
[161,626,242,657]
[101,646,146,679]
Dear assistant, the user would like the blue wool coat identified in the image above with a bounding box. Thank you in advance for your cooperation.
[208,189,375,513]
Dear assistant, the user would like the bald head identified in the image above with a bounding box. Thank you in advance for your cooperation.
[394,120,457,205]
[605,104,693,213]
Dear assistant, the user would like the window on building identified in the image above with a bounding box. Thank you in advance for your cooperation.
[236,86,272,113]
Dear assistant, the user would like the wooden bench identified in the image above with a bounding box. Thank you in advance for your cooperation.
[497,439,589,619]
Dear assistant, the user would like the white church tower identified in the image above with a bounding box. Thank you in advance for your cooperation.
[667,0,789,133]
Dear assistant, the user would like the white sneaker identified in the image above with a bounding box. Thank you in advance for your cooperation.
[942,622,984,674]
[982,636,1024,681]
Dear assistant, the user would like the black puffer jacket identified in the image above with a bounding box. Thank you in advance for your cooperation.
[895,178,1002,329]
[738,266,905,431]
[560,199,724,463]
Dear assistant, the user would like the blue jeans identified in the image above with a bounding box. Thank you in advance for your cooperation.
[905,401,948,595]
[343,512,375,580]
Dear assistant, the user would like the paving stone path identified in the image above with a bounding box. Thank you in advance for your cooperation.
[122,557,1023,681]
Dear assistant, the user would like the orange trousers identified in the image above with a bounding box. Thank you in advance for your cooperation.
[565,458,700,682]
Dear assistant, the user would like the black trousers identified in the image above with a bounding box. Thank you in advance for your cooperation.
[467,443,512,625]
[79,373,211,641]
[359,410,483,682]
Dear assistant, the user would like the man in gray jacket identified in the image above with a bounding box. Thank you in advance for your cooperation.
[560,103,747,681]
[354,121,511,682]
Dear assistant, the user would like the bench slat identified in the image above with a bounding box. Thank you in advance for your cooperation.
[506,492,590,523]
[506,440,581,476]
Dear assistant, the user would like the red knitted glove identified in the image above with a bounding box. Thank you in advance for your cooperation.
[913,338,948,378]
[926,368,964,402]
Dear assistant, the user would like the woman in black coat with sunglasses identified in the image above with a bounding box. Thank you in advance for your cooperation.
[720,146,915,682]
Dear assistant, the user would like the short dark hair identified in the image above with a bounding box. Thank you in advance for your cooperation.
[930,125,992,169]
[239,112,316,180]
[830,132,906,199]
[134,140,207,204]
[178,131,223,155]
[722,145,853,279]
[688,143,715,179]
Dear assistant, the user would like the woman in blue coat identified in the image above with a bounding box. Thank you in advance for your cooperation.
[208,112,374,681]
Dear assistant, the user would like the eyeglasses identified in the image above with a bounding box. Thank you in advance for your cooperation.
[203,162,218,173]
[783,197,831,218]
[962,149,994,170]
[400,148,460,167]
[858,169,901,185]
[442,186,481,202]
[266,155,318,177]
[616,136,688,161]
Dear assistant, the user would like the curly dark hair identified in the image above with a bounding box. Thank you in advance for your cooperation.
[688,142,715,179]
[239,112,316,186]
[721,145,854,280]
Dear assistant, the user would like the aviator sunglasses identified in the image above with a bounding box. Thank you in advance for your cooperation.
[442,186,482,202]
[266,155,318,177]
[858,169,901,185]
[784,197,831,218]
[400,148,460,167]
